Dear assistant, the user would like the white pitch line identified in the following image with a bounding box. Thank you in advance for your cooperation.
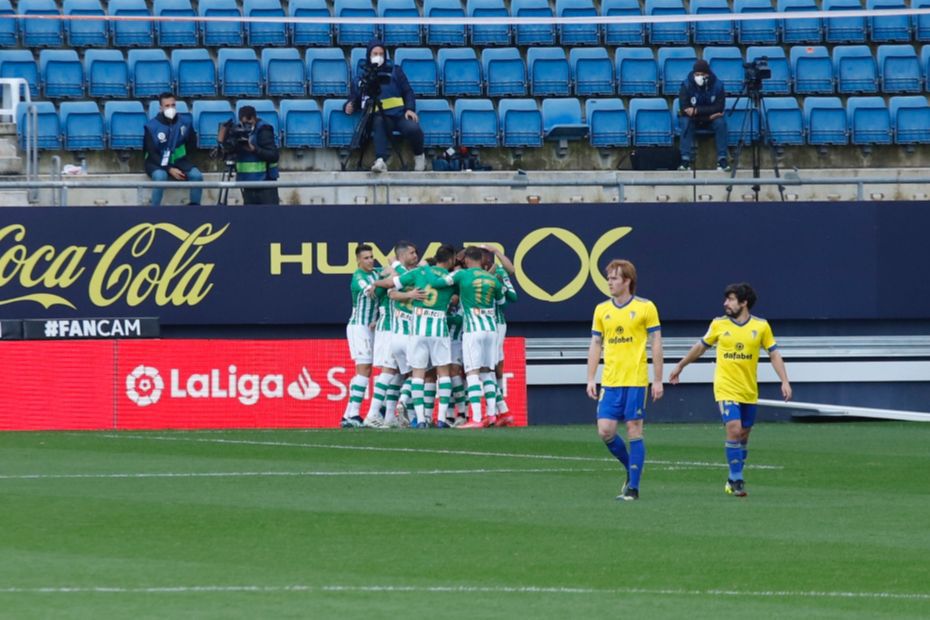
[0,468,603,481]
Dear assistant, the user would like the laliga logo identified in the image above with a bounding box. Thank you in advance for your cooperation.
[126,365,164,407]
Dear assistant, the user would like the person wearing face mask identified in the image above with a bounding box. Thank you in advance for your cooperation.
[677,59,729,172]
[143,92,203,206]
[344,40,426,173]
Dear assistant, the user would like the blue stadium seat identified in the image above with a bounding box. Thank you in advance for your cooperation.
[104,100,145,150]
[542,98,588,143]
[280,99,323,148]
[833,45,879,93]
[482,48,526,97]
[39,50,83,99]
[824,0,866,43]
[915,0,930,42]
[570,48,614,96]
[762,97,804,145]
[425,0,467,45]
[63,0,107,47]
[499,99,542,148]
[703,47,745,95]
[323,98,360,148]
[725,97,760,146]
[218,49,262,97]
[889,95,930,144]
[690,0,734,45]
[290,0,332,46]
[0,50,39,97]
[0,0,16,47]
[791,45,834,93]
[512,0,556,46]
[60,101,104,150]
[199,0,243,47]
[746,46,791,94]
[153,0,198,47]
[454,99,498,147]
[629,98,672,146]
[877,45,921,93]
[379,0,421,46]
[778,0,823,44]
[467,0,510,47]
[19,0,61,47]
[191,100,233,148]
[615,48,658,96]
[867,0,910,43]
[527,47,571,96]
[146,99,190,120]
[657,46,696,95]
[439,48,482,96]
[394,48,438,97]
[244,0,287,46]
[349,47,367,81]
[236,99,279,136]
[85,50,129,98]
[602,0,644,46]
[109,0,153,48]
[416,99,454,147]
[734,0,779,44]
[803,96,847,144]
[921,44,930,86]
[646,0,688,45]
[847,96,892,145]
[172,49,217,98]
[128,50,171,98]
[334,0,377,46]
[585,98,629,147]
[306,48,349,96]
[15,100,60,150]
[262,48,305,97]
[557,0,599,46]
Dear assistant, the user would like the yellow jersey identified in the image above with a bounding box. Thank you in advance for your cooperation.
[591,296,661,387]
[701,315,777,403]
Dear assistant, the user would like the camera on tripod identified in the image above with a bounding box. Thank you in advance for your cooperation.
[743,57,772,90]
[358,62,392,104]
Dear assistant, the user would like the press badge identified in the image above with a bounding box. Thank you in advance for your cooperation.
[160,148,170,166]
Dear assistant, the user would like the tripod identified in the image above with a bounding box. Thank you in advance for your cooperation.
[342,97,384,172]
[725,83,786,202]
[216,158,236,206]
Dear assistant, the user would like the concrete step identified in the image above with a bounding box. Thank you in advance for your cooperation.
[0,122,16,136]
[0,137,23,174]
[0,189,28,206]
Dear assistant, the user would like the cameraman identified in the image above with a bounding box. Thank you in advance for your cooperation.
[218,106,280,205]
[344,40,426,173]
[143,92,202,206]
[678,60,729,172]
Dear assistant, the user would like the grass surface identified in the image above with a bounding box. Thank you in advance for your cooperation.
[0,423,928,619]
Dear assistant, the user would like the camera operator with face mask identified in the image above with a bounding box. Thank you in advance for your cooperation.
[217,106,280,205]
[678,60,729,172]
[143,92,203,206]
[344,40,426,173]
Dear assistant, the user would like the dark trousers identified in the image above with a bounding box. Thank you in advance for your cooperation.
[679,116,729,162]
[241,188,280,205]
[371,113,424,160]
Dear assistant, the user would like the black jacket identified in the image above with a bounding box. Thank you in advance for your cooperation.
[678,72,726,122]
[346,40,416,117]
[143,113,198,176]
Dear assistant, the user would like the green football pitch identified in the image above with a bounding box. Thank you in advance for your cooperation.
[1,423,928,619]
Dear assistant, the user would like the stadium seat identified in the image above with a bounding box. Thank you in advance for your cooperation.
[335,0,377,46]
[889,95,930,144]
[877,45,922,93]
[39,50,83,99]
[454,99,498,147]
[146,99,190,120]
[833,45,879,94]
[199,0,243,47]
[498,99,543,148]
[657,47,696,96]
[172,49,217,98]
[724,97,760,146]
[191,100,234,148]
[127,50,171,98]
[323,98,360,148]
[542,98,588,144]
[762,97,804,145]
[0,50,40,97]
[289,0,332,46]
[415,99,455,147]
[280,99,323,148]
[585,98,629,147]
[467,0,511,47]
[244,0,287,46]
[19,0,62,48]
[439,48,482,96]
[778,0,823,44]
[15,100,60,150]
[306,48,349,96]
[557,0,599,46]
[803,96,847,145]
[703,47,745,95]
[527,47,571,97]
[85,50,129,98]
[379,0,421,46]
[646,0,689,46]
[690,0,734,45]
[867,0,910,43]
[63,0,107,48]
[349,47,367,81]
[512,0,556,46]
[0,0,16,47]
[824,0,867,43]
[104,100,146,150]
[424,0,466,45]
[153,0,198,47]
[602,0,644,46]
[915,0,930,42]
[734,0,779,45]
[746,46,791,94]
[482,48,527,97]
[847,96,892,145]
[570,48,614,96]
[615,48,659,96]
[629,98,673,146]
[236,99,279,136]
[263,49,305,97]
[791,45,834,94]
[109,0,154,48]
[394,48,438,97]
[218,49,263,98]
[60,101,104,150]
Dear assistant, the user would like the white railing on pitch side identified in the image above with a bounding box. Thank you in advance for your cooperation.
[758,399,930,422]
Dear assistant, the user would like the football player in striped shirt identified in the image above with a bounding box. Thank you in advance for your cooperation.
[341,244,380,428]
[446,301,469,426]
[669,283,792,497]
[483,246,518,426]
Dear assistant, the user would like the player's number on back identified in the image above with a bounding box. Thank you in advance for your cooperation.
[474,279,493,305]
[423,285,438,307]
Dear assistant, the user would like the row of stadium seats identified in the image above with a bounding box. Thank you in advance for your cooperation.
[4,0,930,49]
[6,44,930,101]
[16,95,930,152]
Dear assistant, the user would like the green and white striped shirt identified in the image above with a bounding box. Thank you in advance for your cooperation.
[395,265,456,338]
[448,305,464,341]
[390,262,414,336]
[434,267,503,333]
[348,267,379,326]
[494,264,518,325]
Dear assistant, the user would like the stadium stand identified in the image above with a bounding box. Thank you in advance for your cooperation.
[104,100,146,150]
[19,0,62,48]
[691,0,735,45]
[0,0,15,47]
[109,0,154,48]
[482,48,527,97]
[424,0,466,46]
[542,97,589,146]
[916,0,930,41]
[0,50,40,97]
[467,0,511,47]
[570,48,615,96]
[527,47,571,97]
[199,0,244,47]
[833,45,879,94]
[191,100,234,148]
[15,100,60,149]
[646,0,689,45]
[153,0,198,48]
[218,49,263,98]
[889,95,930,144]
[877,45,922,93]
[244,0,288,47]
[438,48,482,97]
[847,96,893,145]
[379,0,421,46]
[615,48,659,96]
[512,0,556,46]
[454,98,498,147]
[657,46,697,95]
[499,99,543,148]
[746,46,791,94]
[127,50,172,98]
[289,0,333,46]
[415,99,455,147]
[762,96,805,146]
[556,0,599,46]
[724,97,760,145]
[824,0,868,44]
[393,48,438,97]
[60,101,105,150]
[734,0,779,45]
[602,0,644,46]
[702,46,745,94]
[306,48,349,96]
[804,96,849,145]
[85,50,130,98]
[778,0,823,44]
[63,0,108,48]
[867,0,911,43]
[629,97,673,146]
[334,0,377,46]
[262,48,306,97]
[586,98,630,148]
[172,49,217,98]
[280,99,324,148]
[39,50,83,99]
[792,45,835,94]
[323,98,360,148]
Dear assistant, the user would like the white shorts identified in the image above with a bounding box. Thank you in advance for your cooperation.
[373,330,393,369]
[389,332,411,375]
[463,331,497,372]
[408,335,452,369]
[450,338,463,367]
[495,323,507,365]
[346,324,374,364]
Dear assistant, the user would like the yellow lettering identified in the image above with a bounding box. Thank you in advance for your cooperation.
[44,246,85,288]
[588,227,634,296]
[270,242,313,275]
[365,241,394,268]
[514,228,589,302]
[421,241,442,260]
[126,263,160,306]
[317,242,355,275]
[168,264,214,305]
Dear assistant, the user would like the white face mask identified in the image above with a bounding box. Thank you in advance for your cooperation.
[694,75,707,87]
[162,106,177,120]
[370,54,385,66]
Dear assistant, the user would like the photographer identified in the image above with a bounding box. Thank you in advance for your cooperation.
[143,92,202,206]
[217,106,280,205]
[344,40,426,173]
[677,60,729,172]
